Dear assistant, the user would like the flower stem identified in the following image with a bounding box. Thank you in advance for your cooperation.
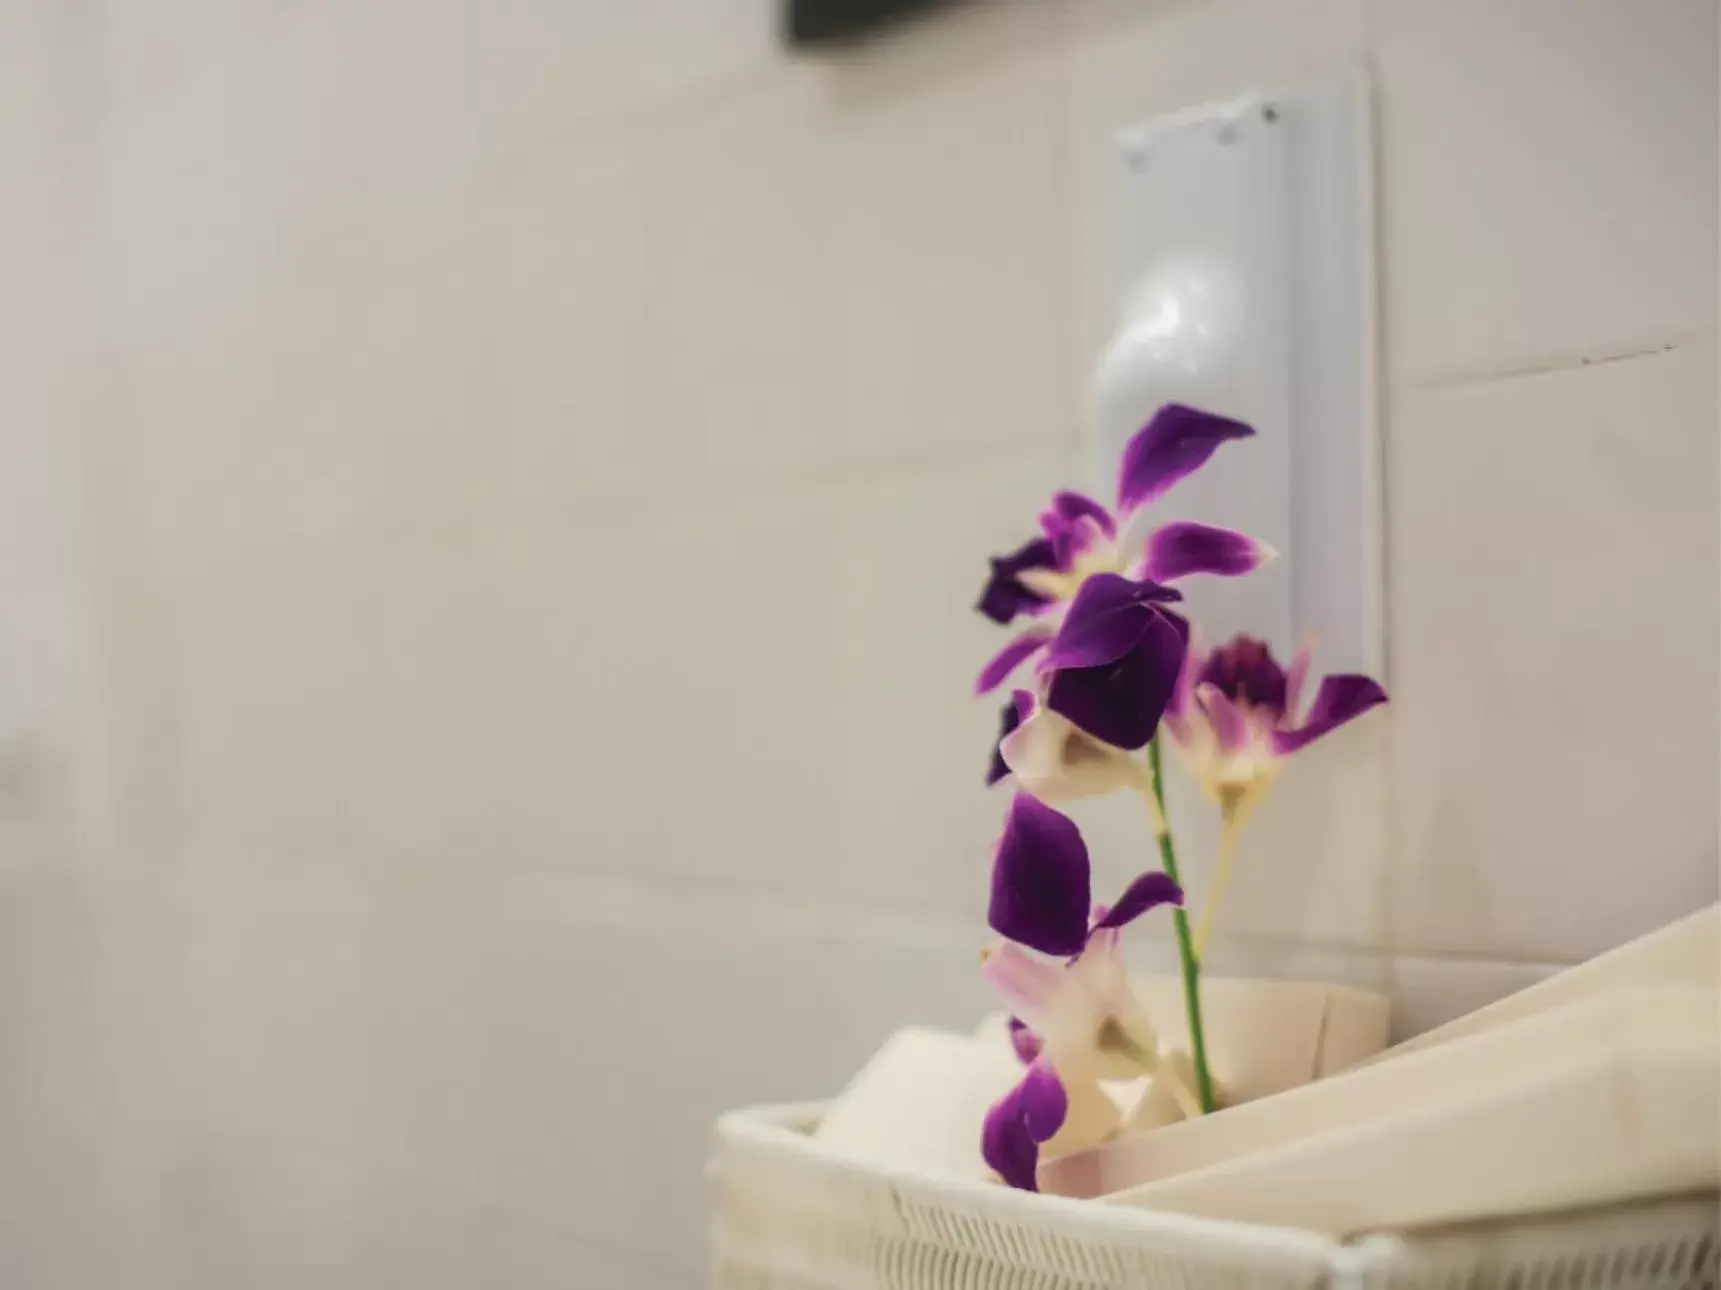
[1193,814,1241,964]
[1146,734,1216,1115]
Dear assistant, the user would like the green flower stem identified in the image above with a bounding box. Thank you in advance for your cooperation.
[1147,734,1216,1115]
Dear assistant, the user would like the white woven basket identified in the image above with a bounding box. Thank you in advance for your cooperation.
[711,1103,1719,1290]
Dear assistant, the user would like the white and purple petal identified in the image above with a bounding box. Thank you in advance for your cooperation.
[1161,628,1203,746]
[1270,674,1388,756]
[980,942,1064,1032]
[998,706,1143,803]
[1116,403,1256,520]
[1045,573,1182,671]
[1049,514,1110,571]
[1007,1016,1044,1065]
[1045,609,1189,751]
[986,690,1036,786]
[982,1062,1068,1191]
[1139,521,1275,584]
[975,628,1053,696]
[978,538,1058,625]
[1198,635,1289,720]
[1091,871,1183,933]
[1041,490,1118,541]
[1195,683,1252,755]
[988,793,1093,956]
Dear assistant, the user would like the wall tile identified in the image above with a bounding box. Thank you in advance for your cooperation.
[1374,0,1719,383]
[1387,955,1561,1042]
[1389,341,1719,962]
[474,133,654,514]
[118,214,505,590]
[835,448,1075,911]
[97,53,253,349]
[632,0,776,105]
[94,0,282,111]
[628,69,844,489]
[0,870,142,1288]
[162,527,517,877]
[820,1,1077,459]
[497,488,846,895]
[1068,0,1370,394]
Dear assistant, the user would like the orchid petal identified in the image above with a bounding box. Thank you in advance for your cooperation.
[1046,610,1189,751]
[1199,635,1289,720]
[999,707,1142,803]
[1006,1017,1044,1065]
[1017,1061,1068,1140]
[975,628,1053,696]
[1092,872,1183,933]
[981,1087,1039,1190]
[980,942,1063,1030]
[982,1062,1067,1191]
[988,794,1092,956]
[1196,683,1251,755]
[1270,674,1388,756]
[985,691,1035,786]
[1042,491,1117,540]
[1116,403,1256,520]
[1045,573,1182,671]
[978,538,1057,625]
[1049,514,1109,571]
[1139,521,1275,583]
[1162,626,1203,746]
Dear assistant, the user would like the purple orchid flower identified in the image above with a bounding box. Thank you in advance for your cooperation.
[977,794,1183,1190]
[1162,633,1389,821]
[1039,572,1192,752]
[975,404,1270,707]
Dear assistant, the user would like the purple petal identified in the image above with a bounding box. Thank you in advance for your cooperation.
[1045,573,1182,671]
[982,1063,1067,1192]
[1270,674,1388,756]
[978,538,1057,625]
[1046,610,1189,751]
[1116,403,1256,519]
[1092,871,1184,932]
[1006,1017,1044,1065]
[1049,515,1108,571]
[988,793,1092,956]
[981,1088,1039,1191]
[975,628,1052,696]
[1017,1061,1068,1140]
[1042,490,1118,541]
[985,691,1036,786]
[1140,522,1274,583]
[1197,684,1252,755]
[1198,635,1288,720]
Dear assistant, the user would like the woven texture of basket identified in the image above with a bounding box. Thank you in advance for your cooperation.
[712,1103,1719,1290]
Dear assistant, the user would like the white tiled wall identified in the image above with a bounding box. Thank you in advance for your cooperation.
[1,0,1714,1285]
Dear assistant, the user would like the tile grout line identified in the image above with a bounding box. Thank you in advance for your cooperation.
[1395,329,1717,394]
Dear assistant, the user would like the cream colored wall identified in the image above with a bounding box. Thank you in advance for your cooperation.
[0,0,1715,1284]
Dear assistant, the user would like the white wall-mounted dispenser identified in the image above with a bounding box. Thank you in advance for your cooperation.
[1091,74,1381,676]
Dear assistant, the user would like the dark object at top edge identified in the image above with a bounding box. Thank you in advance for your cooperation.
[786,0,956,45]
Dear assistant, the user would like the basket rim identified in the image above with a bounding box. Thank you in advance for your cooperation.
[715,1099,1348,1260]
